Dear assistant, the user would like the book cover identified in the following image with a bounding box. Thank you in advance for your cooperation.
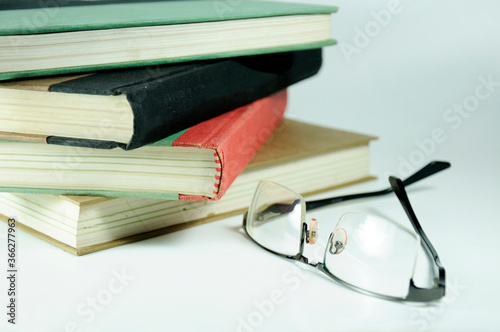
[0,90,287,200]
[0,120,376,255]
[0,0,337,80]
[0,49,321,150]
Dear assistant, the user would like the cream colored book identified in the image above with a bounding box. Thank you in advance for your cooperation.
[0,120,375,255]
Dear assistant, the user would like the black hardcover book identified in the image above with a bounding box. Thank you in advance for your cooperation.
[0,49,322,150]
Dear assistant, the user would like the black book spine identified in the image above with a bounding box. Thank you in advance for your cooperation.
[126,49,322,150]
[49,49,322,150]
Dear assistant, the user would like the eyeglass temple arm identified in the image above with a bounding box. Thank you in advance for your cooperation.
[305,161,451,211]
[389,176,446,301]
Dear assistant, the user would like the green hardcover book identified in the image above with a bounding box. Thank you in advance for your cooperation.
[0,0,338,80]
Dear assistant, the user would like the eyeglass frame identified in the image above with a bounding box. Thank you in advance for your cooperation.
[242,161,449,302]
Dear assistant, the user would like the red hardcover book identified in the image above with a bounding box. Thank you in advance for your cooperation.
[177,89,287,200]
[0,90,287,200]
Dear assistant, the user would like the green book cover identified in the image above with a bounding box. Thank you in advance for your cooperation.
[0,1,338,34]
[0,0,338,80]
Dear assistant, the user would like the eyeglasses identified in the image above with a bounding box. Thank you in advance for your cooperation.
[243,161,449,302]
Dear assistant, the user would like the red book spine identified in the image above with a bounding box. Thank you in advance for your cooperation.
[174,90,287,201]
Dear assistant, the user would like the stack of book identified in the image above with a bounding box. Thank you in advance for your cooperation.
[0,0,374,255]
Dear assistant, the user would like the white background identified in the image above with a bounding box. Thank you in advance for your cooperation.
[1,0,500,331]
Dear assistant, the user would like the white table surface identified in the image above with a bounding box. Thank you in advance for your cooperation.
[1,1,500,331]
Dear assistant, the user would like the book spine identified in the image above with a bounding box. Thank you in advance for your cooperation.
[175,90,287,201]
[125,49,321,150]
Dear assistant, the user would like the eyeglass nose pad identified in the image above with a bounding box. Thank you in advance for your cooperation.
[306,218,319,245]
[328,228,347,255]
